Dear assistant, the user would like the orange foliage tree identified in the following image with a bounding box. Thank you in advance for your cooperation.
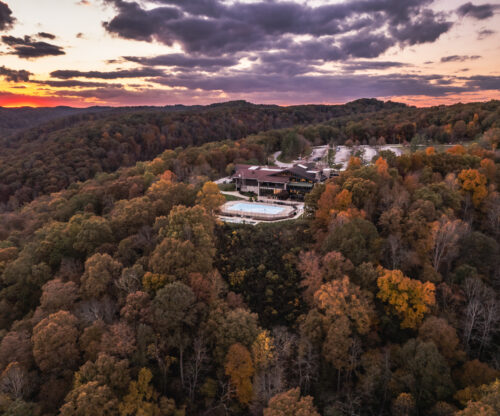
[376,268,435,329]
[225,343,255,405]
[458,169,488,207]
[263,388,320,416]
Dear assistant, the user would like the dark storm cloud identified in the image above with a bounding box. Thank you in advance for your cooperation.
[0,66,31,82]
[103,0,452,56]
[124,53,238,70]
[390,9,453,45]
[441,55,481,62]
[33,79,123,88]
[457,2,499,20]
[342,61,410,71]
[1,35,65,58]
[37,32,56,40]
[0,1,15,30]
[50,68,165,79]
[103,0,181,42]
[464,75,500,90]
[149,72,469,98]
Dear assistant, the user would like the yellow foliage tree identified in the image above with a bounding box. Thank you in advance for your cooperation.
[251,330,274,371]
[224,343,255,405]
[119,368,160,416]
[196,182,226,214]
[458,169,488,207]
[376,268,435,329]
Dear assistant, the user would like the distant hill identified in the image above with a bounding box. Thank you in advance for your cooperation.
[0,98,404,207]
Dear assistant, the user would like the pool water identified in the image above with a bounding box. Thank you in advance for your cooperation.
[227,202,285,215]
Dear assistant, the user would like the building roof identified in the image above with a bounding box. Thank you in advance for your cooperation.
[232,163,320,184]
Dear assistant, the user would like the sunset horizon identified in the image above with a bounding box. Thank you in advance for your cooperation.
[1,0,500,108]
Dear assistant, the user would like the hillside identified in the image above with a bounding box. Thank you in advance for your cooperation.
[0,99,405,208]
[0,109,498,414]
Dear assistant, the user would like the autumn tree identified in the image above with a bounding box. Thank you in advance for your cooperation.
[39,279,78,312]
[377,268,435,329]
[455,380,500,416]
[458,169,487,208]
[263,388,320,416]
[225,343,255,405]
[119,368,161,416]
[80,253,122,299]
[32,311,79,373]
[301,276,374,372]
[196,181,225,214]
[59,381,119,416]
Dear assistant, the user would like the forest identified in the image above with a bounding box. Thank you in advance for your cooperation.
[0,99,499,415]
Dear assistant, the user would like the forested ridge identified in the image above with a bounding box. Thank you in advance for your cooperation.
[0,100,499,415]
[0,99,404,208]
[2,99,500,210]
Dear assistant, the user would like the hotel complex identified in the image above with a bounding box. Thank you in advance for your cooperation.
[231,163,329,198]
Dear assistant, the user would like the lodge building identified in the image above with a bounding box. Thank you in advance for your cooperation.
[231,163,325,198]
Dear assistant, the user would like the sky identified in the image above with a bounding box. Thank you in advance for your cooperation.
[0,0,499,107]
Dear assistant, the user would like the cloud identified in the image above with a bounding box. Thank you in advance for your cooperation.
[441,55,481,62]
[103,0,453,56]
[457,2,499,20]
[32,79,123,88]
[390,9,452,45]
[477,28,495,39]
[463,75,500,90]
[1,35,65,58]
[0,66,32,82]
[50,68,165,79]
[124,53,238,70]
[37,32,56,40]
[148,71,468,99]
[0,1,15,30]
[342,61,410,71]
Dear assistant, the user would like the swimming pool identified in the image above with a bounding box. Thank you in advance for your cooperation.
[227,202,285,215]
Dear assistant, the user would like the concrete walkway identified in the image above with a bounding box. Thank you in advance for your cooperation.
[220,191,249,200]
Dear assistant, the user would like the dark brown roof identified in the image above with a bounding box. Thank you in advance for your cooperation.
[232,164,319,184]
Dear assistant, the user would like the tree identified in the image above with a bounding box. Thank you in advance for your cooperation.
[458,169,487,208]
[59,381,119,416]
[39,279,78,312]
[263,388,320,416]
[152,282,201,386]
[418,316,465,363]
[455,380,500,416]
[74,353,130,395]
[391,339,455,410]
[430,216,466,273]
[377,268,435,329]
[225,343,254,405]
[73,216,113,256]
[149,205,215,280]
[322,217,380,266]
[0,362,28,400]
[80,253,122,299]
[196,182,225,214]
[301,276,374,371]
[119,368,161,416]
[32,311,79,373]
